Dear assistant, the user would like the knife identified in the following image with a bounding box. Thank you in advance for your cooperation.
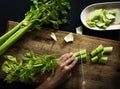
[80,49,84,81]
[80,49,86,89]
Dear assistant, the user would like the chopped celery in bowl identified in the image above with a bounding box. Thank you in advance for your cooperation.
[80,1,120,31]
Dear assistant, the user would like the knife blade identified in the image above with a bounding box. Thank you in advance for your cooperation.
[80,49,86,89]
[80,49,84,81]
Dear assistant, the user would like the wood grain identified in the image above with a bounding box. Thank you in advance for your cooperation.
[0,21,120,89]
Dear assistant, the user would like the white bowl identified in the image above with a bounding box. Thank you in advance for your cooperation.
[80,2,120,31]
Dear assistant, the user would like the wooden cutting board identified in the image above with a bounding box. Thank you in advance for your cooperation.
[0,21,120,89]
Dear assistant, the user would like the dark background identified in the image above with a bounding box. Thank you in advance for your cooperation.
[0,0,120,41]
[0,0,120,89]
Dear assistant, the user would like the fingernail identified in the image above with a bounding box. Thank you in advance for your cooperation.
[75,57,78,60]
[70,52,73,55]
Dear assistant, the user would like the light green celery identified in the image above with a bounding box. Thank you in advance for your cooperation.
[77,53,87,62]
[97,52,103,58]
[91,56,99,63]
[91,44,104,57]
[103,47,113,54]
[74,49,87,57]
[0,18,29,46]
[90,49,97,57]
[96,44,104,53]
[99,56,108,64]
[86,9,117,29]
[0,0,70,55]
[2,51,57,83]
[0,23,32,55]
[81,53,87,59]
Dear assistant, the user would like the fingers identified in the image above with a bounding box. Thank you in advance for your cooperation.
[65,57,78,69]
[58,53,73,64]
[63,55,76,65]
[58,52,78,71]
[48,53,78,88]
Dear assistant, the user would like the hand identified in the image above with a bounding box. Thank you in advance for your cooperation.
[52,52,78,86]
[36,52,78,89]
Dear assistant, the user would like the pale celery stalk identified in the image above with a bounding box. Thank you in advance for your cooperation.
[99,56,108,64]
[96,44,104,53]
[77,53,87,62]
[91,44,104,57]
[91,56,99,63]
[0,23,32,55]
[0,18,29,46]
[103,47,113,54]
[74,49,87,57]
[97,52,104,58]
[90,49,97,57]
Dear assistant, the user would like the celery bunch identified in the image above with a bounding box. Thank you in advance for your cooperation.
[0,0,70,55]
[2,51,57,83]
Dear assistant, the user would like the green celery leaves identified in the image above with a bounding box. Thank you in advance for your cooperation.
[2,51,57,83]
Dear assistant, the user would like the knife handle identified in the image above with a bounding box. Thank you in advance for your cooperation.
[81,81,86,89]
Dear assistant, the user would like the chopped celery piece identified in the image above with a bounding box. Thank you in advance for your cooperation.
[77,53,87,63]
[103,47,113,54]
[74,49,87,63]
[93,9,103,20]
[91,44,104,57]
[108,10,117,15]
[103,18,112,25]
[81,53,87,59]
[77,54,87,60]
[91,56,99,63]
[96,44,104,53]
[86,19,96,27]
[74,49,87,57]
[96,22,105,27]
[91,49,97,57]
[99,56,108,64]
[97,52,103,58]
[106,14,116,20]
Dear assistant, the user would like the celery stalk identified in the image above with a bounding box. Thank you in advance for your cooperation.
[97,52,103,58]
[99,56,108,64]
[91,56,99,63]
[0,23,32,55]
[0,0,70,55]
[103,47,113,54]
[0,18,28,46]
[77,53,87,60]
[96,44,104,53]
[77,54,87,63]
[90,49,97,57]
[91,44,104,57]
[74,49,87,57]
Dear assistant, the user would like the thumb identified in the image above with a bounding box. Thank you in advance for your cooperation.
[81,81,86,89]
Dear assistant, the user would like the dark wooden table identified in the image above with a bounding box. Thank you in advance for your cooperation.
[0,21,120,89]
